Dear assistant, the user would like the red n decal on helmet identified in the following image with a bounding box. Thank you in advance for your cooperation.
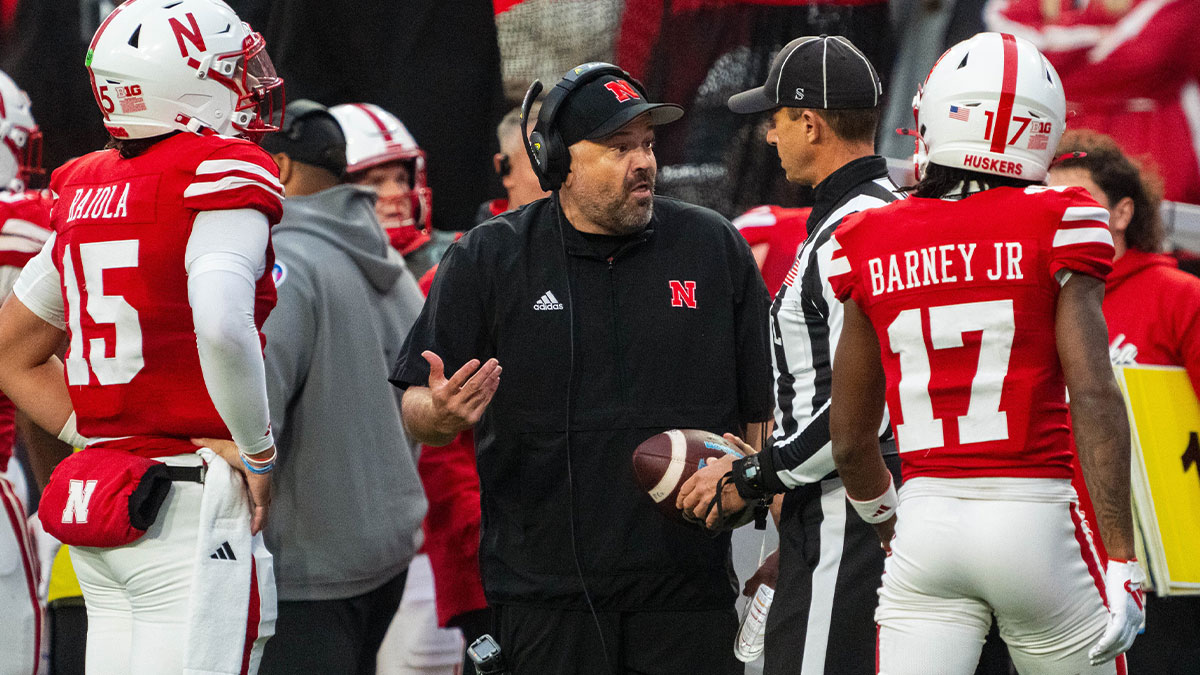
[169,13,206,58]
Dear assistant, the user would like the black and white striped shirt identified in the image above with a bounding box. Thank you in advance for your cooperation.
[758,156,903,493]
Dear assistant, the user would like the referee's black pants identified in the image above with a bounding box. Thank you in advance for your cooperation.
[764,456,900,675]
[491,603,740,675]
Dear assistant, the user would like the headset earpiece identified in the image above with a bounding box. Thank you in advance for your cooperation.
[520,62,646,191]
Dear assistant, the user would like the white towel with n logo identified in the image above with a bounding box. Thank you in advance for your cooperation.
[183,448,277,675]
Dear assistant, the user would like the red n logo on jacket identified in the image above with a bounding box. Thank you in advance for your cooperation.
[669,280,697,308]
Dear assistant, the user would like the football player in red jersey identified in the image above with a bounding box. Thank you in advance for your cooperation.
[0,1,284,673]
[328,104,438,275]
[0,66,50,675]
[827,33,1142,673]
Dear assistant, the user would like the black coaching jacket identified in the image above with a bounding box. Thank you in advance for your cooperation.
[391,194,773,610]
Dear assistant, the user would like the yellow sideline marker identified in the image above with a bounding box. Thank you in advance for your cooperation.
[1115,365,1200,596]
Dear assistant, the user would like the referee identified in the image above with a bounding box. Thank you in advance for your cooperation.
[680,35,901,675]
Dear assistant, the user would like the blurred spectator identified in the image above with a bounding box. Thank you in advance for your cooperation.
[1048,128,1200,675]
[732,205,811,297]
[1049,130,1200,394]
[254,100,427,675]
[879,0,989,160]
[477,104,550,222]
[493,0,623,102]
[253,0,505,231]
[616,0,894,217]
[986,0,1200,204]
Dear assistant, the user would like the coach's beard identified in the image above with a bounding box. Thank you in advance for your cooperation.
[585,169,655,236]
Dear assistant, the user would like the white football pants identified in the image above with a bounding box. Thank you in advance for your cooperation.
[876,478,1125,675]
[0,473,39,675]
[71,453,273,675]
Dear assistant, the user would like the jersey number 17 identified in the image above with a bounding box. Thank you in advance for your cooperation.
[887,299,1014,453]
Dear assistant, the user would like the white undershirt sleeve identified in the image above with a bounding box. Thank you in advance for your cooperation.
[186,208,275,455]
[12,232,66,329]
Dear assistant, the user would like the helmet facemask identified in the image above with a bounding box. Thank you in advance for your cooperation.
[1,122,43,189]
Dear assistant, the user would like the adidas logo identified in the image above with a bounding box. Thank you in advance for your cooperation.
[533,290,563,311]
[210,541,237,561]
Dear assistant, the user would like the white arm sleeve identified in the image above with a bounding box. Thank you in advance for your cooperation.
[12,232,65,329]
[186,209,274,455]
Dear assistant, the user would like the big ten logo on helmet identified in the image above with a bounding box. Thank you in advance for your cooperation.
[669,280,697,308]
[114,84,146,114]
[982,110,1051,149]
[604,80,641,103]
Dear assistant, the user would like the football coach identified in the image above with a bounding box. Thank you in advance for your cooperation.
[390,62,774,674]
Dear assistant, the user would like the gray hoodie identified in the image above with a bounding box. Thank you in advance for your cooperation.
[262,184,427,601]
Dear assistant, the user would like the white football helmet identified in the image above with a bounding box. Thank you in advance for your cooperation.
[329,103,432,232]
[85,0,283,140]
[0,69,41,191]
[913,32,1065,182]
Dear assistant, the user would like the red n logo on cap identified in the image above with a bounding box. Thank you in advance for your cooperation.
[604,80,641,103]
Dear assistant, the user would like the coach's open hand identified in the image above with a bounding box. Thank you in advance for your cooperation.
[424,351,501,433]
[401,351,502,447]
[193,437,272,535]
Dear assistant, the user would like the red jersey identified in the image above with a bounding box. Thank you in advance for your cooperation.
[829,186,1114,481]
[49,133,284,455]
[0,189,53,470]
[733,205,811,297]
[0,190,54,268]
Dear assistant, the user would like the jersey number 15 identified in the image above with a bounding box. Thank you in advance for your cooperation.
[62,240,145,386]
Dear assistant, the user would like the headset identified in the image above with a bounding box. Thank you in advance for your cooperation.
[520,62,649,192]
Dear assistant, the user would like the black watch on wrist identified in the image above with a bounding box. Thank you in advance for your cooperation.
[731,454,768,501]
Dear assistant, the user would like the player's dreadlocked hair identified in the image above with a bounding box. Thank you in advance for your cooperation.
[908,162,1035,199]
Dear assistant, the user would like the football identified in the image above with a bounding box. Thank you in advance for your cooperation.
[632,429,744,521]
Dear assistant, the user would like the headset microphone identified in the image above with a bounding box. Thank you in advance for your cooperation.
[520,80,547,188]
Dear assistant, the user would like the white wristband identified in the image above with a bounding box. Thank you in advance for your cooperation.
[56,411,90,449]
[848,475,898,524]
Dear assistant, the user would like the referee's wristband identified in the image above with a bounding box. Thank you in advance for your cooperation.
[731,454,769,501]
[847,475,898,524]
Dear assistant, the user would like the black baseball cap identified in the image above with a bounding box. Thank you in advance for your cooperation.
[728,35,882,113]
[556,74,683,146]
[260,99,347,177]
